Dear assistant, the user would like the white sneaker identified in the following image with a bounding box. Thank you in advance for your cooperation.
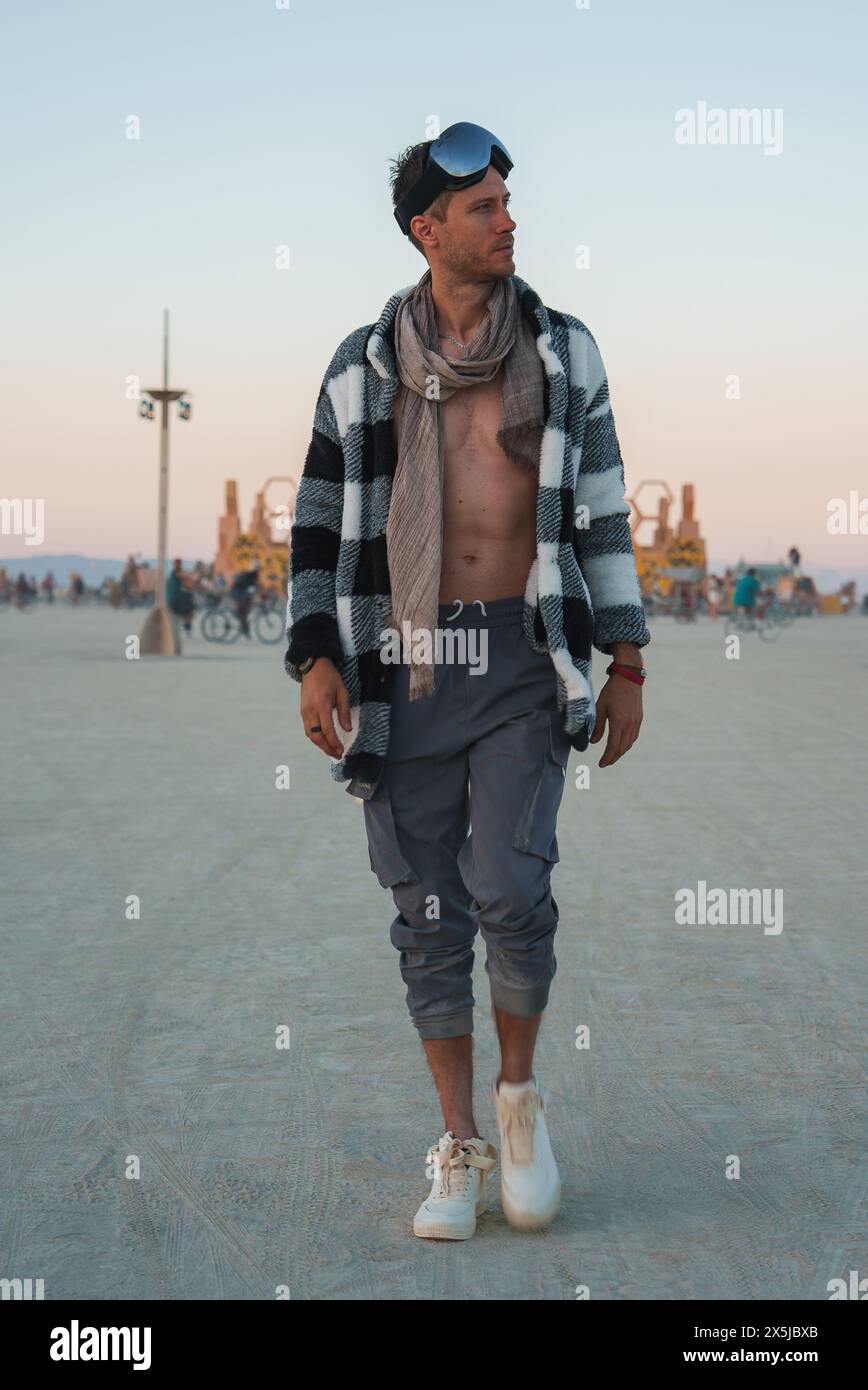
[412,1131,498,1240]
[492,1076,560,1230]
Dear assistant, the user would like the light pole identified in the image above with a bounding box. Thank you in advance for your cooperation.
[139,309,191,654]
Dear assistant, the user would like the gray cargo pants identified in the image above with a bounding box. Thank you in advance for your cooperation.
[363,594,572,1040]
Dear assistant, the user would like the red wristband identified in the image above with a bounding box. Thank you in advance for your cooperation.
[607,661,646,686]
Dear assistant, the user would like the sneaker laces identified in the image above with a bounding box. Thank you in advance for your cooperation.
[499,1084,546,1166]
[424,1132,495,1199]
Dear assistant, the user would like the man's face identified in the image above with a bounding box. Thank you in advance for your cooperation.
[414,165,516,280]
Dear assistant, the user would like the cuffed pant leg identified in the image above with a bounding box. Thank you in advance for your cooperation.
[412,1005,476,1041]
[462,706,571,1020]
[363,750,476,1038]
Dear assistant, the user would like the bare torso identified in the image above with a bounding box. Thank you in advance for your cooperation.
[392,362,538,604]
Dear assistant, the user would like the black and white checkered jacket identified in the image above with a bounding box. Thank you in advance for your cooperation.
[284,274,650,799]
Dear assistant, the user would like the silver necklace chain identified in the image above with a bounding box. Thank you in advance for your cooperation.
[438,331,471,358]
[438,309,488,359]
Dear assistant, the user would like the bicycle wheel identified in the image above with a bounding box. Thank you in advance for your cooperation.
[757,615,782,642]
[253,605,285,644]
[201,608,235,642]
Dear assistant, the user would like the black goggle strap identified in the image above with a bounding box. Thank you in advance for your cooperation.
[394,139,512,235]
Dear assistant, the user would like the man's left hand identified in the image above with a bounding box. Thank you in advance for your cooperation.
[590,675,643,768]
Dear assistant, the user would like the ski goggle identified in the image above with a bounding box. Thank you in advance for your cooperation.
[393,122,513,236]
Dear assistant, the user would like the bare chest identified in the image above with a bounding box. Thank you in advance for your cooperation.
[391,366,538,596]
[392,365,533,491]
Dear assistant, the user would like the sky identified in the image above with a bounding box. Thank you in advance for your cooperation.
[1,0,866,577]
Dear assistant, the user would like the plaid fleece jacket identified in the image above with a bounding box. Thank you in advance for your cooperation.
[284,274,650,800]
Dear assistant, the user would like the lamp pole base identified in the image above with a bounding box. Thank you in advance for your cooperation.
[139,603,182,656]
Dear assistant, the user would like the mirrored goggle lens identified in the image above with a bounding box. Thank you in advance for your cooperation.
[432,123,511,177]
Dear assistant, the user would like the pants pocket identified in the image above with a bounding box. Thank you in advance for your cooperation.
[363,783,418,889]
[511,715,570,863]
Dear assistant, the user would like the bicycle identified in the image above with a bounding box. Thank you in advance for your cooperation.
[765,596,795,627]
[200,592,285,645]
[251,597,285,644]
[200,594,238,643]
[725,604,782,642]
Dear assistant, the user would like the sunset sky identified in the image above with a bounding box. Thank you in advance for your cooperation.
[2,0,866,576]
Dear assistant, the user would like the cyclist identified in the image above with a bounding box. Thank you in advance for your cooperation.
[732,567,761,621]
[229,560,260,638]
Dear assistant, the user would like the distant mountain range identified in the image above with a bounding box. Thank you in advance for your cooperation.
[3,553,867,596]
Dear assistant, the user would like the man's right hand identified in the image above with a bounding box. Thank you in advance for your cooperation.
[300,658,352,759]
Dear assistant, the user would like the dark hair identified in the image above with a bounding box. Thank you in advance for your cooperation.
[388,140,454,259]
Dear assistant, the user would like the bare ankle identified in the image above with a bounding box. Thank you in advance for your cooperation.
[446,1121,480,1140]
[496,1072,533,1089]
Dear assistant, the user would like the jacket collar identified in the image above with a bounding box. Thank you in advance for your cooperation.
[365,273,553,383]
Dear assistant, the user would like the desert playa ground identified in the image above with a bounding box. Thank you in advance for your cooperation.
[1,606,865,1300]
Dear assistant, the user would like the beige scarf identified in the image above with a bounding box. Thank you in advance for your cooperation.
[387,267,544,699]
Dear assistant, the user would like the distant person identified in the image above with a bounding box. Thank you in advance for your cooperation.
[788,546,801,576]
[166,558,195,634]
[41,571,55,603]
[722,568,735,612]
[707,574,724,620]
[229,562,260,638]
[120,555,139,605]
[15,572,30,608]
[733,567,761,617]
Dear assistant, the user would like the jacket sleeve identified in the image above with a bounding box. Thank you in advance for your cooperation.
[284,365,346,682]
[573,331,650,654]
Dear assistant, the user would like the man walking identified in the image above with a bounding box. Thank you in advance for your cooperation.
[285,124,649,1239]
